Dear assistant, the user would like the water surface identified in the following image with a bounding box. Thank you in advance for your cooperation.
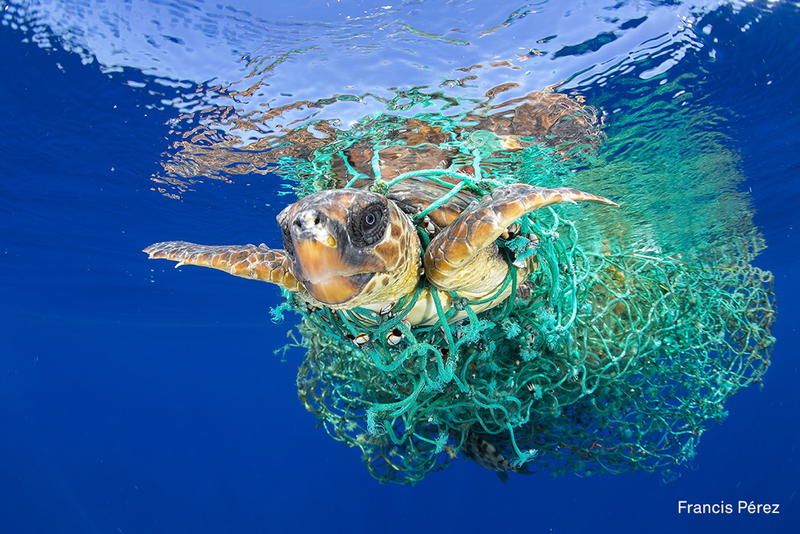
[1,1,798,533]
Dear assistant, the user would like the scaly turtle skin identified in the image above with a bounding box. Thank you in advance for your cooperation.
[144,183,615,326]
[145,97,617,326]
[144,98,618,479]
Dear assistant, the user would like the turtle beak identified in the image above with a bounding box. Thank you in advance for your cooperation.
[285,209,377,305]
[294,240,349,284]
[288,209,345,283]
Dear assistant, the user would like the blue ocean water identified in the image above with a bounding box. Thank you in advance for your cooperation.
[1,0,798,533]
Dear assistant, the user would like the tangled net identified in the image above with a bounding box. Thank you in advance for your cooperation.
[270,106,776,484]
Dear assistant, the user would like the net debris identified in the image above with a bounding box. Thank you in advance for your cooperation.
[272,96,775,484]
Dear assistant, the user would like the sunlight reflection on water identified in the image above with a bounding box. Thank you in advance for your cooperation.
[2,0,785,262]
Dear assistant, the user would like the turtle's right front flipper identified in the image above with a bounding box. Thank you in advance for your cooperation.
[143,241,303,292]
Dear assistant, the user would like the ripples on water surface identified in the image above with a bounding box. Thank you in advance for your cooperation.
[1,1,798,533]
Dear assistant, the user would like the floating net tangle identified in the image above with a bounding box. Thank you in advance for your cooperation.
[268,109,776,485]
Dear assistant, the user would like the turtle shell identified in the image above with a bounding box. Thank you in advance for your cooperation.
[265,91,600,230]
[322,93,599,230]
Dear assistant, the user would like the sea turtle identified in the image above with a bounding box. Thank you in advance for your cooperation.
[144,103,617,326]
[144,93,621,480]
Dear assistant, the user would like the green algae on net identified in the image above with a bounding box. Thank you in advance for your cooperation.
[271,92,775,484]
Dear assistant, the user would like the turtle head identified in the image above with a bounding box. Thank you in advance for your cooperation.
[277,189,420,308]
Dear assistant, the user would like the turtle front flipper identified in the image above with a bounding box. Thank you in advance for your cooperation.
[143,241,303,292]
[424,184,618,293]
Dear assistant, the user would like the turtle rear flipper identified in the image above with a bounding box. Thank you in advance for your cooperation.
[144,241,303,292]
[423,184,618,293]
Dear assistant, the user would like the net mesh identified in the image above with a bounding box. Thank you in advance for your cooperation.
[271,109,775,484]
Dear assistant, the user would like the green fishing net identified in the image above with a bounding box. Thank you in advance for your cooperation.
[270,109,775,484]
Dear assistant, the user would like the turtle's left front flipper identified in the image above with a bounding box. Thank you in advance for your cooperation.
[424,184,618,292]
[143,241,303,292]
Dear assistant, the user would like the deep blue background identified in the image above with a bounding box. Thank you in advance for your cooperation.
[1,3,798,534]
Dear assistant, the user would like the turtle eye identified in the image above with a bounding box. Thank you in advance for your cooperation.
[349,201,389,247]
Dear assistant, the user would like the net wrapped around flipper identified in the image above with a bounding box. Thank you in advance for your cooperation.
[272,111,775,484]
